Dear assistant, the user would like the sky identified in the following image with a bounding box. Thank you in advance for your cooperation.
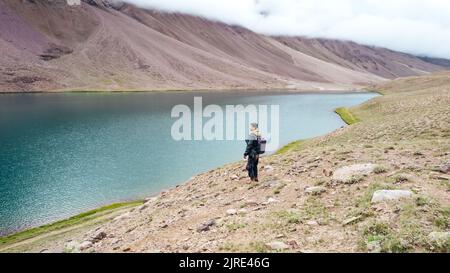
[123,0,450,59]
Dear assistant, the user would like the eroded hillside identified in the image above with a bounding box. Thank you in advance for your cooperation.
[0,0,446,92]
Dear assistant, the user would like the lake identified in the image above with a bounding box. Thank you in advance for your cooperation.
[0,91,378,235]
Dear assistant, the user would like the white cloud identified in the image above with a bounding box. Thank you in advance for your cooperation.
[124,0,450,59]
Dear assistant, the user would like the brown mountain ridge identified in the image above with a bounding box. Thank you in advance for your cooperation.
[0,0,447,92]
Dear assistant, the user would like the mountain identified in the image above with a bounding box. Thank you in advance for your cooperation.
[0,0,447,92]
[418,56,450,68]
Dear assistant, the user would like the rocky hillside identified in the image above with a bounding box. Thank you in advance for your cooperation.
[2,71,448,253]
[0,0,447,92]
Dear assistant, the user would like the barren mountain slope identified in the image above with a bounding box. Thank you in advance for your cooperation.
[274,37,444,79]
[118,5,381,87]
[1,0,287,91]
[122,6,444,82]
[0,0,447,92]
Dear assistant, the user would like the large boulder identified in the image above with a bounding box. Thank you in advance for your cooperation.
[428,231,450,244]
[226,209,238,216]
[332,164,378,183]
[305,186,326,195]
[79,241,93,251]
[371,190,413,203]
[197,219,216,232]
[91,231,107,243]
[64,241,81,253]
[265,241,290,251]
[439,163,450,174]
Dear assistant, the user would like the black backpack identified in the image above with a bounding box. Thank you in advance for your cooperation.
[257,137,267,154]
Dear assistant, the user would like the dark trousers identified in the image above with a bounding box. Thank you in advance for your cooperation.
[247,154,259,180]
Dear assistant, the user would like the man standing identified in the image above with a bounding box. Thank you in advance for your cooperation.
[244,123,261,182]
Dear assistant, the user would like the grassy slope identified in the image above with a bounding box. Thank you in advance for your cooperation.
[270,71,450,252]
[334,107,360,125]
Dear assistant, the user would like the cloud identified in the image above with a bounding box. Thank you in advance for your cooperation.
[124,0,450,59]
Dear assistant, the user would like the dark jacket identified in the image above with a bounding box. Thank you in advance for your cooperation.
[244,133,260,157]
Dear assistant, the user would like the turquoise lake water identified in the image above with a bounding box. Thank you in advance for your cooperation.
[0,91,378,235]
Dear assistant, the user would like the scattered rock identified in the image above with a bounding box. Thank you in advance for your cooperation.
[332,163,378,183]
[226,209,237,215]
[342,216,362,226]
[437,174,450,181]
[197,219,216,232]
[264,165,274,173]
[323,169,333,177]
[367,241,382,253]
[287,240,299,249]
[371,190,413,203]
[392,173,415,183]
[439,163,450,174]
[111,238,122,245]
[305,186,326,195]
[138,204,149,212]
[265,197,279,204]
[306,220,318,226]
[265,241,290,251]
[92,231,107,243]
[428,231,450,244]
[242,200,259,208]
[265,180,280,188]
[113,212,131,221]
[79,241,93,251]
[238,208,248,214]
[144,197,158,204]
[64,241,81,253]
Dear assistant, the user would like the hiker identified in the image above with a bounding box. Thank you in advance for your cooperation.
[244,123,262,182]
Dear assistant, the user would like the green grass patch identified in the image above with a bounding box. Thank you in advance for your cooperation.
[303,197,330,223]
[249,241,269,253]
[219,242,242,252]
[273,210,301,225]
[226,222,247,231]
[276,140,305,155]
[373,165,388,174]
[359,198,449,253]
[335,107,360,125]
[434,206,449,230]
[0,201,143,248]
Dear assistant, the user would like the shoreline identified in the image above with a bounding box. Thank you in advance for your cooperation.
[0,201,144,249]
[0,89,379,247]
[0,86,376,95]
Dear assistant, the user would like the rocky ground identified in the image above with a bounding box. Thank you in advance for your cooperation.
[1,72,449,253]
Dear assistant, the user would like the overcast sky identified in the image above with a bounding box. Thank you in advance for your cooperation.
[124,0,450,59]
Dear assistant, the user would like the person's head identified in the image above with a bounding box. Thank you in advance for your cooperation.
[250,123,258,131]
